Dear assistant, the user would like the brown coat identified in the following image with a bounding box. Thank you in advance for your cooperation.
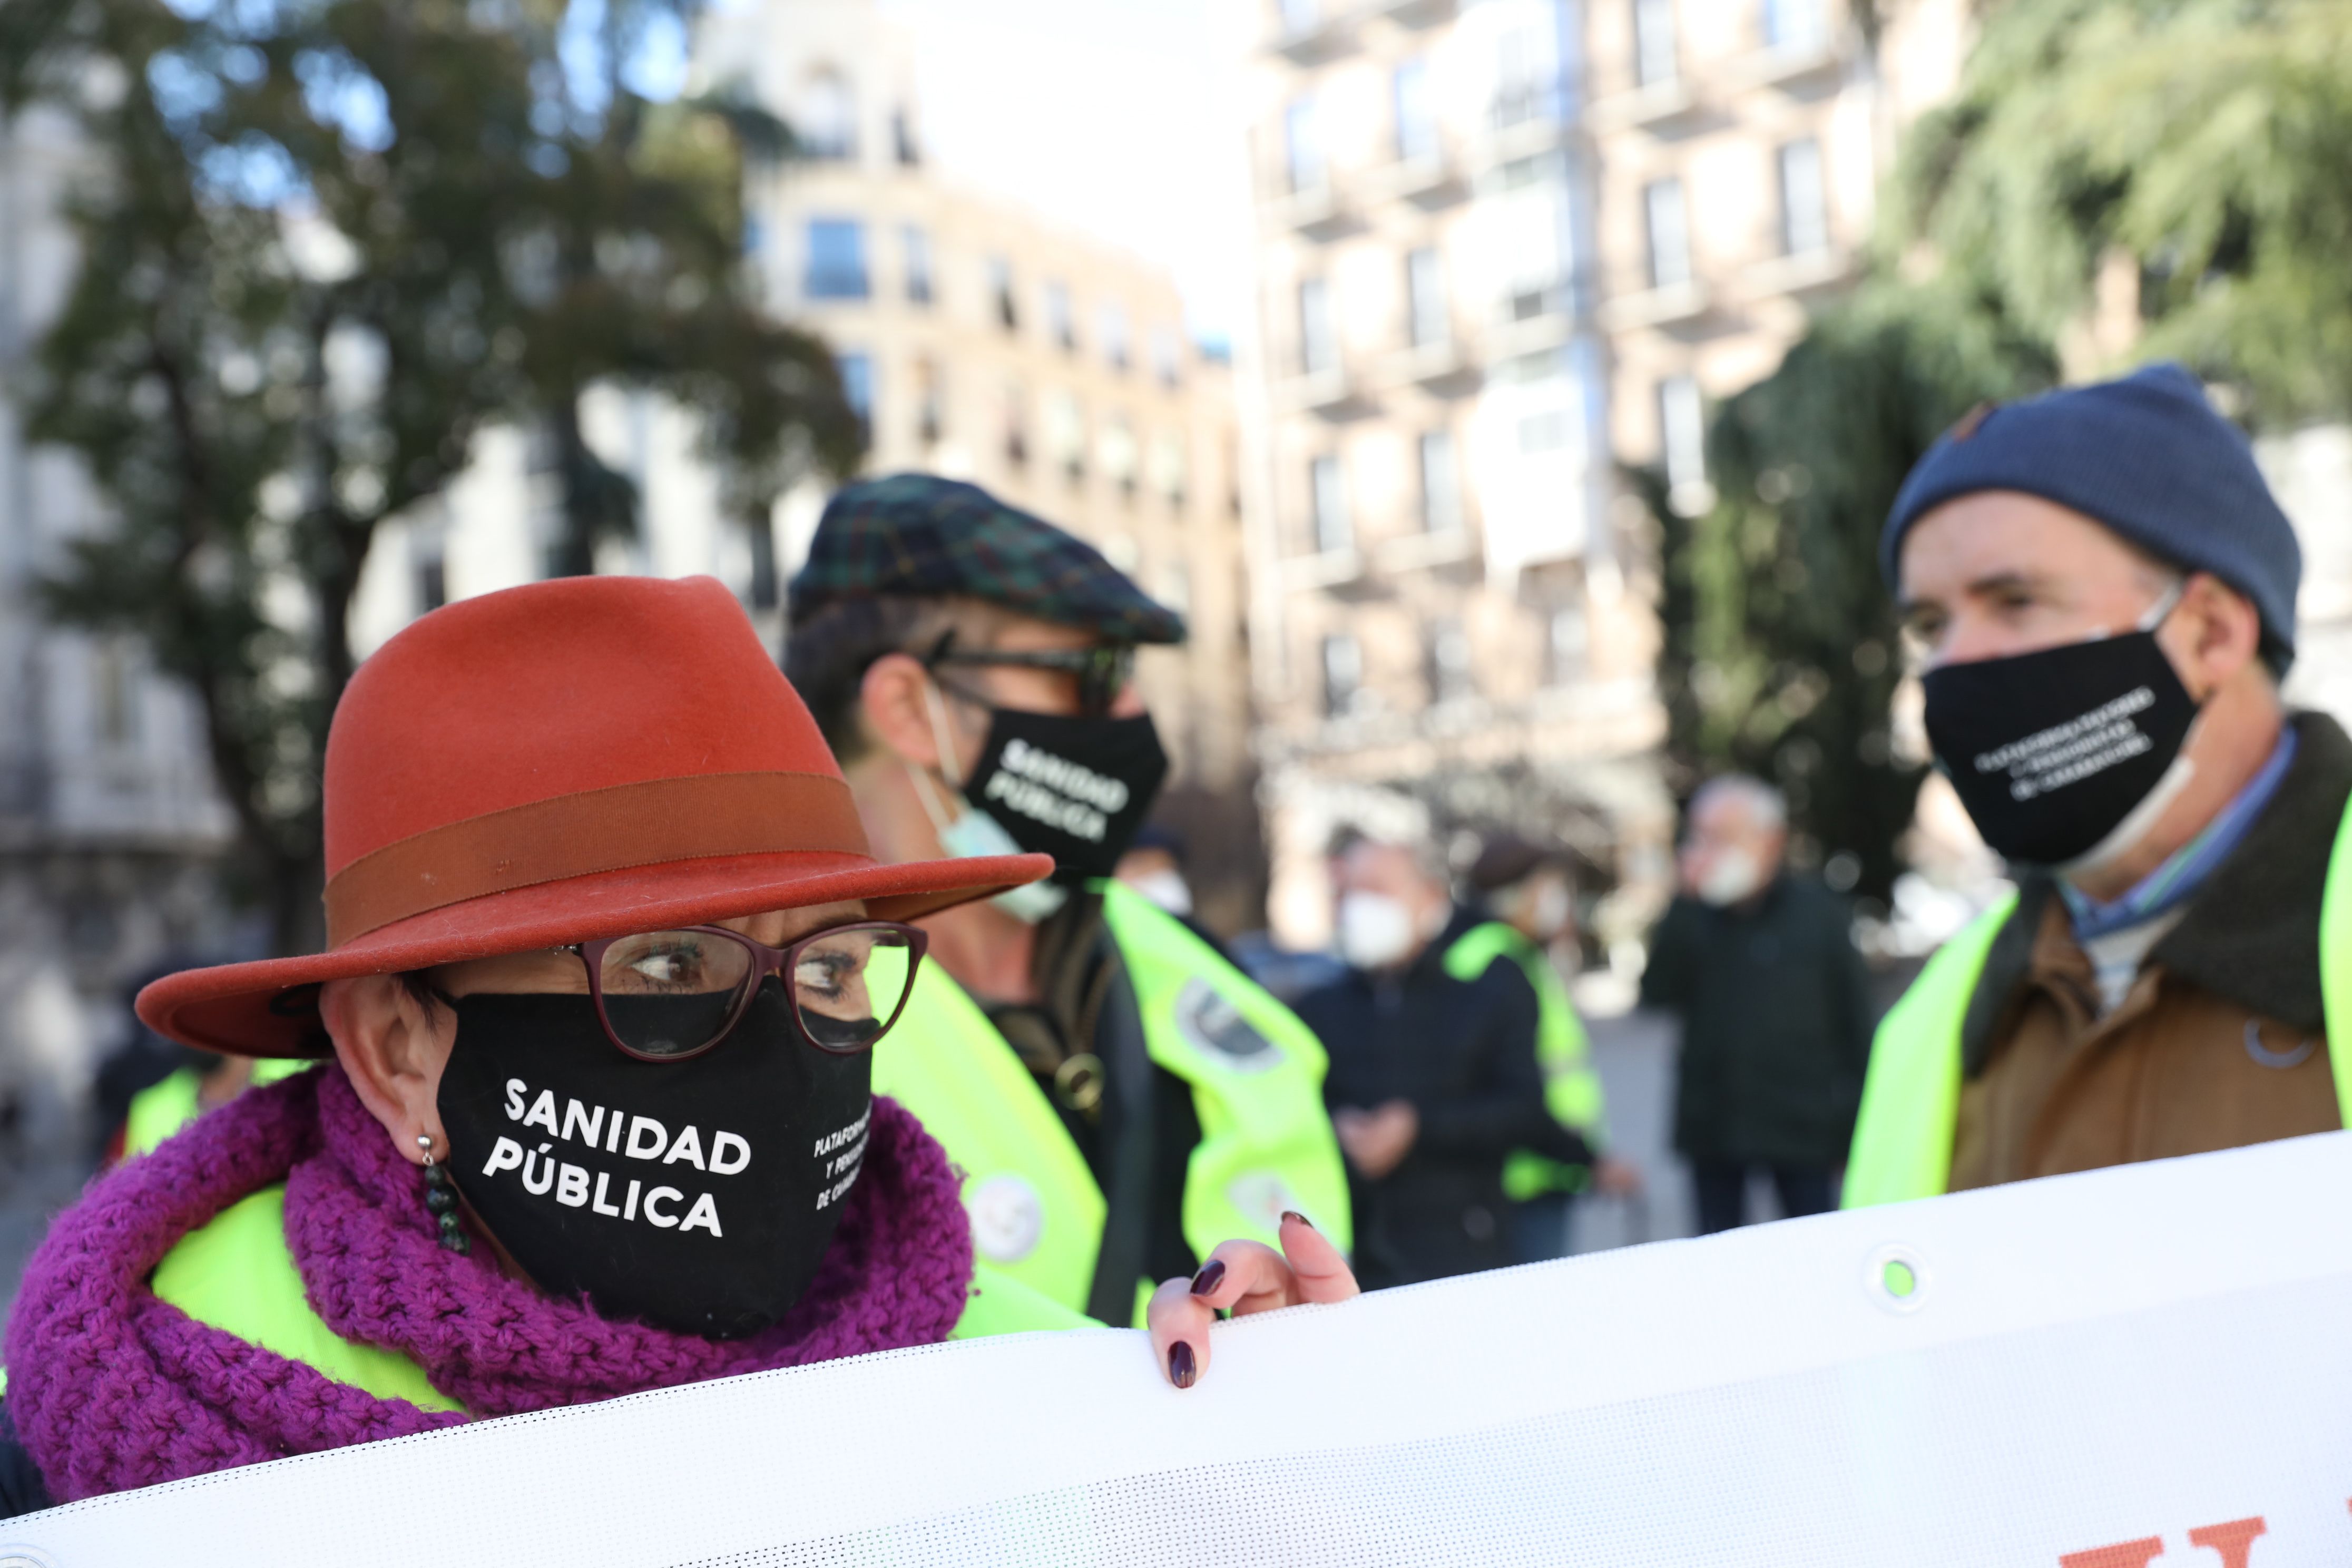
[1948,711,2351,1192]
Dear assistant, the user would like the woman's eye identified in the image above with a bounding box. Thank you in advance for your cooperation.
[631,946,701,986]
[794,954,854,994]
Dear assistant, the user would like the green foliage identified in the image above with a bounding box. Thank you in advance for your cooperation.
[1898,0,2352,424]
[2,0,858,949]
[1655,285,2054,898]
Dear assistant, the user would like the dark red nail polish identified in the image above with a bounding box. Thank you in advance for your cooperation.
[1168,1339,1197,1389]
[1280,1209,1315,1230]
[1189,1259,1226,1296]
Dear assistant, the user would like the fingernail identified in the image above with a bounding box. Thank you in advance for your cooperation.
[1280,1210,1315,1230]
[1168,1339,1197,1389]
[1189,1259,1226,1296]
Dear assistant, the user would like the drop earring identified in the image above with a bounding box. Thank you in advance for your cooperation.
[418,1133,471,1256]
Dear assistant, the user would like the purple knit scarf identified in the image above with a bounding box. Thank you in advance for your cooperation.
[4,1065,973,1503]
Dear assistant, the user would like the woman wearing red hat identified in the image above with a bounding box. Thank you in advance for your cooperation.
[0,575,1056,1513]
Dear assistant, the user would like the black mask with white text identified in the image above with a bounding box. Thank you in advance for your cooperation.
[437,983,871,1339]
[961,707,1170,885]
[1922,625,2201,869]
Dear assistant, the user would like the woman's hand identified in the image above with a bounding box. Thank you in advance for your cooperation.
[1147,1211,1359,1388]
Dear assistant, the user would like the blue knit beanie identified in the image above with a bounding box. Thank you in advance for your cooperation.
[1880,362,2301,669]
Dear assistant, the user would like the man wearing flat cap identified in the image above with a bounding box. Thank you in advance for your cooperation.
[1848,363,2350,1205]
[786,475,1350,1327]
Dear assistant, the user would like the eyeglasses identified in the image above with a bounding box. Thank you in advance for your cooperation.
[569,922,929,1063]
[925,632,1136,718]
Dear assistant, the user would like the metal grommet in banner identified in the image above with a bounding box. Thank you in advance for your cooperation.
[1866,1243,1929,1314]
[0,1548,56,1568]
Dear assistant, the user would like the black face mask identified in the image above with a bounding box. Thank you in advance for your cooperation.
[962,707,1170,885]
[437,982,872,1339]
[1922,620,2201,868]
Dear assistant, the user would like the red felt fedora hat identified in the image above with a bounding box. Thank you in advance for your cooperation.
[138,574,1048,1056]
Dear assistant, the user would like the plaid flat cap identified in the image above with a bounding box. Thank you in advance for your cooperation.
[789,474,1185,644]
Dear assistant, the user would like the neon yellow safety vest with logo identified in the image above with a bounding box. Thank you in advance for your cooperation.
[1443,922,1605,1201]
[1844,801,2352,1207]
[873,881,1353,1325]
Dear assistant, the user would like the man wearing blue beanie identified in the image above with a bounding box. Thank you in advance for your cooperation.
[1845,362,2350,1207]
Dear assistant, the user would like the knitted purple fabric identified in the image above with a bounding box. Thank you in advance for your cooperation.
[4,1066,973,1502]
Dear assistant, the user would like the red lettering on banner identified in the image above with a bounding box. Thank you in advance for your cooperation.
[2061,1538,2164,1568]
[2187,1517,2265,1568]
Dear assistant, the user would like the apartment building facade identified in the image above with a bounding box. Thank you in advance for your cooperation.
[1590,0,1969,497]
[1232,0,1671,952]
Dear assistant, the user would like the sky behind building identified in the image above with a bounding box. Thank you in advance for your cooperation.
[869,0,1247,345]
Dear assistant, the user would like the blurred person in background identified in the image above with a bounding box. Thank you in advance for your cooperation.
[784,476,1349,1335]
[1113,822,1234,964]
[1456,835,1639,1263]
[1298,833,1591,1288]
[1850,365,2349,1204]
[1643,777,1876,1232]
[93,962,313,1167]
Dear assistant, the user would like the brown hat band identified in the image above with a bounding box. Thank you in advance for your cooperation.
[322,771,871,946]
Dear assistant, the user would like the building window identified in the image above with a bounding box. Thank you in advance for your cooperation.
[1002,382,1028,468]
[1298,277,1337,375]
[1150,432,1188,506]
[804,219,869,300]
[1493,24,1557,129]
[1644,177,1691,290]
[915,358,944,446]
[1101,416,1139,498]
[837,351,874,440]
[1762,0,1825,52]
[798,70,856,161]
[1407,248,1447,347]
[1100,301,1131,371]
[1634,0,1678,86]
[1045,389,1085,483]
[1309,454,1349,553]
[1394,57,1437,162]
[1321,633,1361,718]
[415,548,447,614]
[1778,137,1829,256]
[746,521,778,612]
[1427,619,1474,705]
[1419,430,1462,532]
[1285,97,1322,193]
[891,107,919,166]
[1659,374,1706,493]
[1550,603,1588,684]
[1045,282,1076,352]
[92,639,139,746]
[1151,326,1183,388]
[988,257,1018,331]
[903,226,933,305]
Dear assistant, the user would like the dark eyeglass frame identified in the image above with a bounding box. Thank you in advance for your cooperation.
[569,920,930,1063]
[924,631,1137,718]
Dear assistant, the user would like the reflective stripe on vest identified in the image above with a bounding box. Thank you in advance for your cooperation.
[1444,922,1604,1201]
[1845,798,2352,1208]
[874,885,1353,1321]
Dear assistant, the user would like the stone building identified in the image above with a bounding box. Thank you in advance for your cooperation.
[1226,0,1974,958]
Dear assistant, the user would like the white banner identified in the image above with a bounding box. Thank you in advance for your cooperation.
[9,1132,2352,1567]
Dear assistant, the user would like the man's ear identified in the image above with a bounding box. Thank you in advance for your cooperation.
[321,974,457,1165]
[2168,572,2265,697]
[859,653,949,771]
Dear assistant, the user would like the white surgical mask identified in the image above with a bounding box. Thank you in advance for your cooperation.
[908,680,1068,924]
[1123,868,1194,918]
[1696,849,1766,907]
[1337,891,1419,969]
